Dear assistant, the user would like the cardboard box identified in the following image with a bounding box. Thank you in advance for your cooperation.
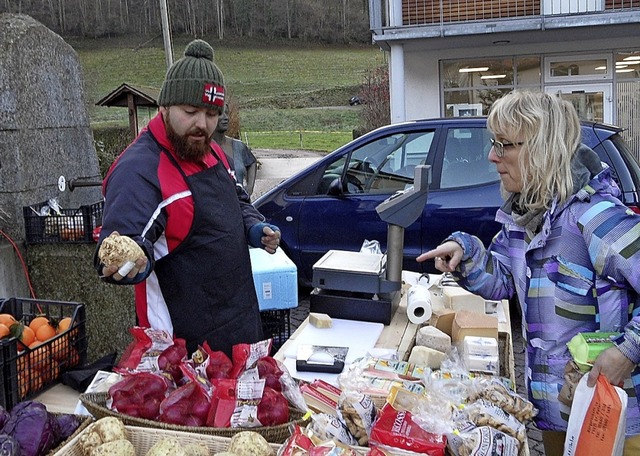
[250,247,298,310]
[451,310,498,344]
[429,308,456,336]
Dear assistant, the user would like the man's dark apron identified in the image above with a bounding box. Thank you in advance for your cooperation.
[154,150,263,356]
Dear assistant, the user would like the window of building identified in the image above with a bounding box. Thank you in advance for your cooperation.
[545,54,611,81]
[615,49,640,156]
[615,50,640,80]
[442,56,541,117]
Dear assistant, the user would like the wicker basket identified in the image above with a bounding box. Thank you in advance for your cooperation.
[52,424,282,456]
[79,392,308,444]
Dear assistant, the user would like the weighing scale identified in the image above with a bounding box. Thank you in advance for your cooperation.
[310,165,431,324]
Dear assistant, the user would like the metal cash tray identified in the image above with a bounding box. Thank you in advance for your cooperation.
[312,250,386,293]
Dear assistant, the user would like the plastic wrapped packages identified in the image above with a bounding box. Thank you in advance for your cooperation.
[425,347,477,402]
[307,413,358,446]
[338,356,426,403]
[337,390,377,446]
[387,385,457,437]
[462,399,527,445]
[309,441,359,456]
[369,403,447,456]
[278,425,315,456]
[360,239,382,255]
[447,425,520,456]
[467,377,537,422]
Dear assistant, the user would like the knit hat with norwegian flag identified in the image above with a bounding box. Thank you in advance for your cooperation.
[158,39,225,110]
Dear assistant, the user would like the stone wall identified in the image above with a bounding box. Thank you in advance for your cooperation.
[26,245,135,363]
[0,13,102,244]
[0,14,133,362]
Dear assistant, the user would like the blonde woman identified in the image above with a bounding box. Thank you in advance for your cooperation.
[418,91,640,454]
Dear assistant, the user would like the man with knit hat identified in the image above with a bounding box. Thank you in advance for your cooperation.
[95,39,281,356]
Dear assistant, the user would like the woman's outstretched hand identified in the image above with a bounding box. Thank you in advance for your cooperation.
[416,240,463,273]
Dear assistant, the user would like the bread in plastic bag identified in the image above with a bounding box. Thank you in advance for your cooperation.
[563,374,627,456]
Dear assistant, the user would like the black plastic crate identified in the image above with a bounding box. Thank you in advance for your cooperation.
[0,298,88,409]
[23,200,103,244]
[261,309,291,354]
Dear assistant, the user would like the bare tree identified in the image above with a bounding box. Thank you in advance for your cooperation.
[0,0,371,43]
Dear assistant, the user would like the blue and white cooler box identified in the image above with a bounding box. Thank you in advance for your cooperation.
[249,247,298,310]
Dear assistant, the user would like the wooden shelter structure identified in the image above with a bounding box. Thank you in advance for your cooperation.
[96,83,160,138]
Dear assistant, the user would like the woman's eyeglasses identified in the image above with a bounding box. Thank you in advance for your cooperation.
[490,138,524,158]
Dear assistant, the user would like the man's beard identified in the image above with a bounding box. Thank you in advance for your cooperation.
[165,114,212,162]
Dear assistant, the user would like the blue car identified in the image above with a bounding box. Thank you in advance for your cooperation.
[254,118,640,286]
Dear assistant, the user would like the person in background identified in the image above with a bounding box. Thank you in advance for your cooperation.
[94,39,280,356]
[417,91,640,454]
[213,103,258,197]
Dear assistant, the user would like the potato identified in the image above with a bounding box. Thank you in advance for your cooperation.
[145,438,188,456]
[92,439,135,456]
[227,431,274,456]
[79,417,127,456]
[186,443,210,456]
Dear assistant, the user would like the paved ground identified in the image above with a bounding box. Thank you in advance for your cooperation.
[253,149,545,455]
[251,148,325,201]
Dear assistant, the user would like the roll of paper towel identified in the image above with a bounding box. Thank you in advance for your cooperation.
[407,285,432,324]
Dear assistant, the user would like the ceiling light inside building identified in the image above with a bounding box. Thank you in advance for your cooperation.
[623,56,640,61]
[595,66,607,70]
[616,68,634,73]
[459,67,489,73]
[481,74,506,79]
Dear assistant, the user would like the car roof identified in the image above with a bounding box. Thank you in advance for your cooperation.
[365,116,624,147]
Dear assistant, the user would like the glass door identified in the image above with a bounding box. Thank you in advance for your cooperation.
[545,84,612,123]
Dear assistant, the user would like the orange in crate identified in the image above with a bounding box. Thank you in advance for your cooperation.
[35,323,57,342]
[57,317,72,334]
[0,298,87,409]
[29,316,51,333]
[51,334,71,362]
[0,314,16,327]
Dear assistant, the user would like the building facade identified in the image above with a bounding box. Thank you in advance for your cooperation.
[369,0,640,157]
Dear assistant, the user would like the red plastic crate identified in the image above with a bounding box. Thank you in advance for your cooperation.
[0,298,87,409]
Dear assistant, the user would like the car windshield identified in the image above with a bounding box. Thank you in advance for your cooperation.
[317,131,436,195]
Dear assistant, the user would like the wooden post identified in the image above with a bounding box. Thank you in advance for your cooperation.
[127,93,138,139]
[159,0,173,69]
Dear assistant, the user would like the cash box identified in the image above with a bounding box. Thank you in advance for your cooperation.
[249,247,298,311]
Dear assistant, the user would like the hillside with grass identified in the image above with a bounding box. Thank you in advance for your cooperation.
[71,36,386,161]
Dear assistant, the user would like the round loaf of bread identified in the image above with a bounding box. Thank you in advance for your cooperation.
[98,232,145,266]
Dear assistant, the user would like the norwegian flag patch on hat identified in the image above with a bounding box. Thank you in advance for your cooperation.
[203,83,225,107]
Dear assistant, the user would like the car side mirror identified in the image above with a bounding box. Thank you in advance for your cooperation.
[327,177,344,196]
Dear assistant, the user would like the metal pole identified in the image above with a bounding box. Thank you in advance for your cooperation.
[159,0,173,69]
[385,224,404,284]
